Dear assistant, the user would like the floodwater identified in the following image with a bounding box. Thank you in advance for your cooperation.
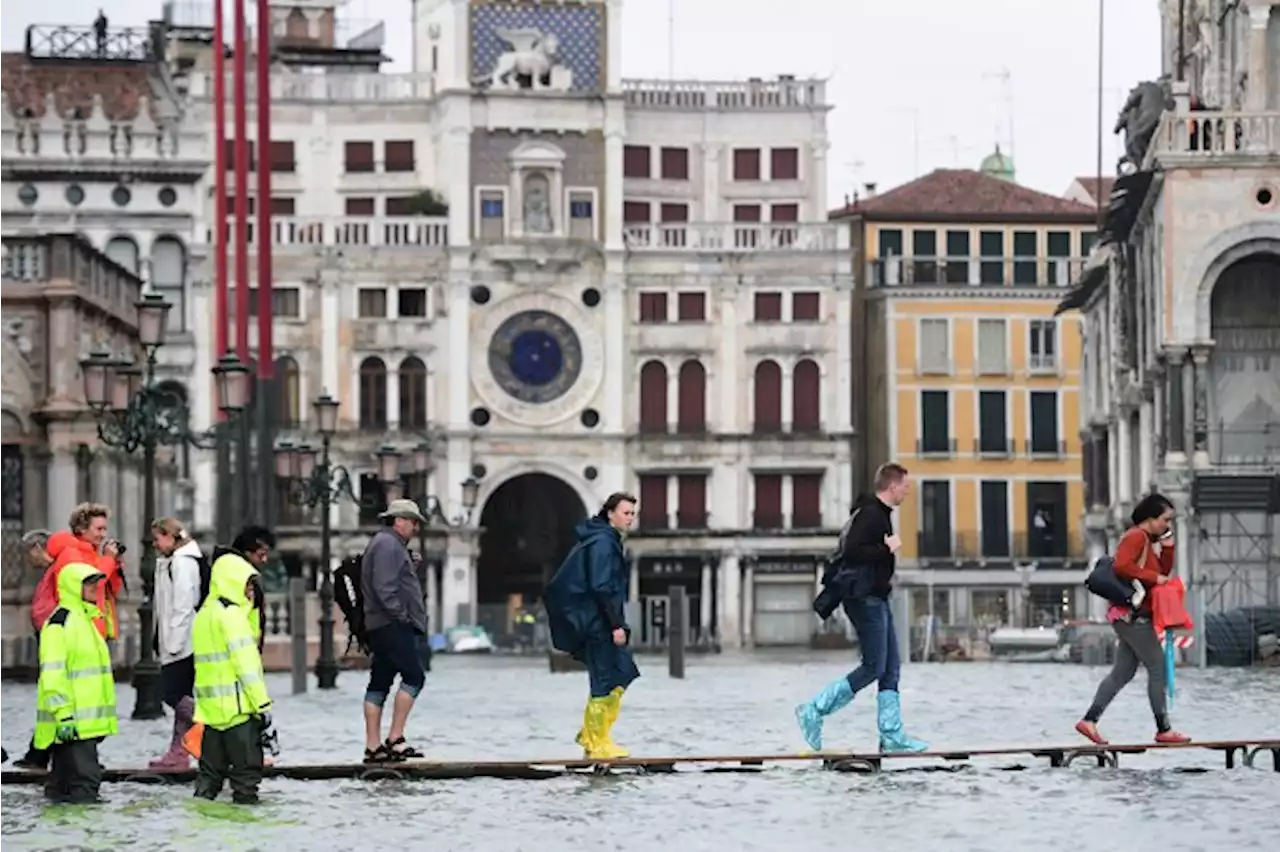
[2,652,1278,852]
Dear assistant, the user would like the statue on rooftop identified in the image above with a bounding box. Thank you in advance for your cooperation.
[1114,76,1173,173]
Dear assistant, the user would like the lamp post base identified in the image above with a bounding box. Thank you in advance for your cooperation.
[131,659,165,720]
[315,657,340,690]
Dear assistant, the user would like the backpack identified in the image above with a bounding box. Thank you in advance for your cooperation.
[195,554,213,608]
[334,553,369,654]
[543,541,590,655]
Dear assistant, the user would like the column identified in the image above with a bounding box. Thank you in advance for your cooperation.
[603,264,626,430]
[1138,398,1154,493]
[386,362,401,430]
[1190,346,1211,467]
[780,361,794,432]
[833,286,853,433]
[427,559,441,633]
[666,476,679,527]
[1116,414,1134,506]
[666,360,679,433]
[45,448,79,533]
[1166,349,1187,464]
[699,559,713,642]
[781,475,794,528]
[629,557,639,604]
[1246,1,1271,112]
[320,274,341,396]
[603,128,625,252]
[741,558,755,647]
[442,548,471,629]
[717,288,739,433]
[446,272,471,430]
[716,553,741,648]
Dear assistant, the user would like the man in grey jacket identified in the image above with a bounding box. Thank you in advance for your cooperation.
[361,499,429,763]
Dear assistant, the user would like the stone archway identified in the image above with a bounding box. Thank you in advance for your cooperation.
[475,472,587,616]
[1208,252,1280,460]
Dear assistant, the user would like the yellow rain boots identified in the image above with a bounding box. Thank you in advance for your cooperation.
[602,686,629,758]
[577,693,628,760]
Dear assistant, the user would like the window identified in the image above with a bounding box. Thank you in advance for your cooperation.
[978,230,1004,285]
[344,141,375,172]
[270,197,295,215]
[732,148,761,181]
[733,204,761,222]
[399,356,428,429]
[638,474,668,529]
[919,480,952,558]
[919,318,949,374]
[149,236,186,332]
[754,292,782,322]
[976,318,1008,374]
[639,360,667,433]
[480,193,504,218]
[1047,231,1072,285]
[660,147,688,180]
[246,287,301,319]
[770,204,799,244]
[623,201,651,223]
[792,292,820,321]
[568,191,595,240]
[676,360,706,433]
[1081,230,1098,256]
[346,197,375,216]
[105,236,140,275]
[919,390,950,454]
[1029,391,1060,454]
[659,203,688,222]
[770,147,799,180]
[358,357,388,429]
[358,288,387,318]
[792,473,822,528]
[753,361,782,433]
[753,473,783,528]
[978,391,1008,454]
[979,481,1010,557]
[1029,319,1057,372]
[623,145,651,178]
[676,475,707,529]
[1012,231,1038,285]
[912,230,938,283]
[276,356,301,428]
[386,196,415,216]
[945,230,970,284]
[269,140,295,172]
[879,229,904,256]
[676,292,705,322]
[569,195,594,219]
[358,473,388,526]
[397,288,428,318]
[479,190,505,241]
[223,140,256,170]
[384,140,415,172]
[639,292,667,323]
[793,359,820,432]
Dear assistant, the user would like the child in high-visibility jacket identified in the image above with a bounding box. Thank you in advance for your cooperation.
[36,562,119,803]
[191,552,275,804]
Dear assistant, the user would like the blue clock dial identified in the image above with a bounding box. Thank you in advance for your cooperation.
[488,310,583,404]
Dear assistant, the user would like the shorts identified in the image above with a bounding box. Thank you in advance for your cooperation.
[365,622,427,703]
[161,656,196,708]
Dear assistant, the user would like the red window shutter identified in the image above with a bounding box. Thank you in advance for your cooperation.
[385,140,415,172]
[770,203,799,222]
[676,292,705,322]
[793,359,821,432]
[639,360,668,434]
[385,196,414,216]
[345,197,375,216]
[792,292,820,321]
[660,147,689,180]
[623,145,651,178]
[754,292,782,321]
[770,147,799,180]
[733,148,760,180]
[677,475,707,529]
[660,203,689,222]
[269,140,295,172]
[344,141,375,172]
[639,292,667,323]
[639,475,668,529]
[269,196,295,215]
[623,201,651,223]
[225,140,257,170]
[733,204,761,222]
[677,360,706,433]
[753,474,783,529]
[753,360,782,433]
[792,473,823,528]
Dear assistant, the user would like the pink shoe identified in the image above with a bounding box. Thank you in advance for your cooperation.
[148,747,192,770]
[1155,729,1191,744]
[1075,720,1108,745]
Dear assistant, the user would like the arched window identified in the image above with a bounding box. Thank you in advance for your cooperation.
[358,356,387,429]
[677,360,706,434]
[793,358,821,432]
[753,360,782,433]
[150,236,187,331]
[153,380,191,477]
[275,356,300,428]
[639,360,667,434]
[104,235,139,275]
[399,356,428,429]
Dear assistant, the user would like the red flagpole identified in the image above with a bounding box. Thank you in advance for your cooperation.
[255,0,273,376]
[213,0,228,372]
[233,0,250,362]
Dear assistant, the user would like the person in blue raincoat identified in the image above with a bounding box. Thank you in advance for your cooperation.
[545,492,639,760]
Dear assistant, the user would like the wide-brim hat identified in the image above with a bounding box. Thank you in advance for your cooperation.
[378,498,428,525]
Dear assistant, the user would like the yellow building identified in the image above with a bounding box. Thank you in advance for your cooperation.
[833,159,1098,631]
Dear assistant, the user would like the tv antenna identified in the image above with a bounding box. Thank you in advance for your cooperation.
[983,66,1016,158]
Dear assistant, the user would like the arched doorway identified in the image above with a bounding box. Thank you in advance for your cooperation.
[475,473,586,640]
[1209,252,1280,461]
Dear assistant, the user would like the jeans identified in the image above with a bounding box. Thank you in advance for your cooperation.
[843,596,899,694]
[1084,616,1169,730]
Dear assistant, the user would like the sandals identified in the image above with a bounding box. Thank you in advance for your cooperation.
[386,737,423,759]
[363,744,399,764]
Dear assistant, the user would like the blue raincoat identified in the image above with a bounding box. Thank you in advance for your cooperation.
[545,517,640,697]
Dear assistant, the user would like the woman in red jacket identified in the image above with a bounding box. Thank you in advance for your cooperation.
[1076,493,1191,746]
[30,504,123,640]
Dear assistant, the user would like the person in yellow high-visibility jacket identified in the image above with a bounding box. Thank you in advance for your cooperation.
[36,561,119,803]
[191,534,275,805]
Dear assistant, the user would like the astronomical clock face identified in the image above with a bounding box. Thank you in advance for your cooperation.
[487,310,582,404]
[472,292,604,428]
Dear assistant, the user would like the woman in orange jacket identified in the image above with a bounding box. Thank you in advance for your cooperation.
[30,503,124,640]
[1076,493,1191,746]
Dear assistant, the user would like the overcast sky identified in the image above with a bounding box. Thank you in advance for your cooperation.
[2,0,1162,202]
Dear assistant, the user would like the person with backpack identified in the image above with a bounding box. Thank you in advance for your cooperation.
[794,463,929,754]
[544,492,640,761]
[361,499,430,764]
[148,517,206,769]
[1076,493,1192,746]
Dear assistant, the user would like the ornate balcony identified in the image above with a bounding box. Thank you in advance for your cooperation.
[622,77,826,110]
[623,222,846,253]
[226,215,449,250]
[1148,110,1280,163]
[187,72,437,102]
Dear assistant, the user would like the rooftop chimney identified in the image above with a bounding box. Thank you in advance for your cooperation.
[863,182,877,198]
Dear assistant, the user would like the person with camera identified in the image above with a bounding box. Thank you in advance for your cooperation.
[30,503,125,643]
[795,463,929,754]
[1076,493,1191,746]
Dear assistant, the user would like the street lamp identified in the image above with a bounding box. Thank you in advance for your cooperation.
[274,392,358,689]
[81,293,250,720]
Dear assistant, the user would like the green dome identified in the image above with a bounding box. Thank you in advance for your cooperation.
[979,145,1016,183]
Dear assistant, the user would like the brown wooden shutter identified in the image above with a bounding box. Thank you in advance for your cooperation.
[754,292,782,321]
[677,475,707,528]
[753,361,782,432]
[639,361,668,433]
[753,474,783,528]
[793,359,821,432]
[639,475,668,529]
[792,473,822,528]
[676,360,706,433]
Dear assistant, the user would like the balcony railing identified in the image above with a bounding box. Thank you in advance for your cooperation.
[188,72,437,102]
[1149,110,1280,160]
[974,438,1015,457]
[868,255,1085,289]
[2,234,142,317]
[915,530,1086,561]
[1024,438,1068,458]
[916,437,957,456]
[24,24,157,62]
[622,77,826,110]
[624,222,847,252]
[224,215,448,249]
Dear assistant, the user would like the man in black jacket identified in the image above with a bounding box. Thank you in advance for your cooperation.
[795,463,929,754]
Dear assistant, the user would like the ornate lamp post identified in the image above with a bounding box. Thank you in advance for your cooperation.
[81,293,250,720]
[273,393,363,689]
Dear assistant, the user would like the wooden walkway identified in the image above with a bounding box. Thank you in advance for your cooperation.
[3,738,1277,785]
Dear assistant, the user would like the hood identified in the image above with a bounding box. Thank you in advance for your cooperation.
[56,561,105,609]
[174,538,204,560]
[47,530,84,560]
[207,551,260,608]
[574,516,620,546]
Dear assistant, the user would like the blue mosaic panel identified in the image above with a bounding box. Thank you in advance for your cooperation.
[471,1,603,93]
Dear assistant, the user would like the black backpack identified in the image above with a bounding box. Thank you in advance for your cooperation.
[195,554,213,608]
[334,553,369,654]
